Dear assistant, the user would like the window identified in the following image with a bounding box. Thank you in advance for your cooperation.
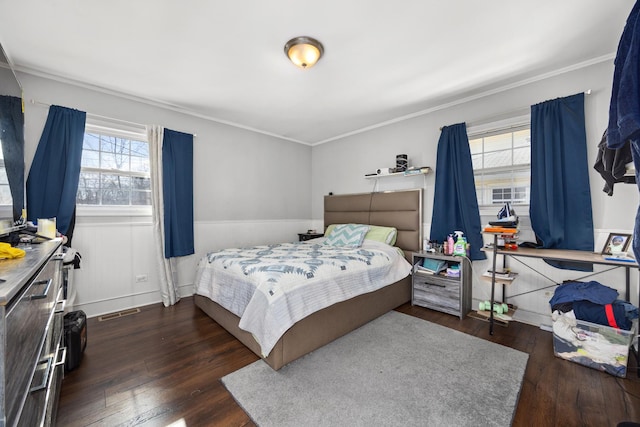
[0,141,11,206]
[492,186,527,204]
[469,126,531,206]
[77,123,151,207]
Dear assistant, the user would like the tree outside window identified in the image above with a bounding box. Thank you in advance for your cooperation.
[77,129,150,206]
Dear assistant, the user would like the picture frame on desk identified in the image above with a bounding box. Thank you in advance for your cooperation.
[601,233,632,255]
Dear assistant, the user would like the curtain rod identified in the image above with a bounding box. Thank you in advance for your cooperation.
[29,99,197,137]
[439,89,592,131]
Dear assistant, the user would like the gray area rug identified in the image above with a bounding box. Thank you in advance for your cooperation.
[222,311,528,427]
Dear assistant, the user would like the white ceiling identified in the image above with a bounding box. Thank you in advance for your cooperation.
[0,1,634,145]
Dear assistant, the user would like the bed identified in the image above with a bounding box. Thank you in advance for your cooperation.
[194,188,423,370]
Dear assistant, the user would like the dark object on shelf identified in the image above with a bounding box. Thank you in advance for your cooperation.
[396,154,407,172]
[489,202,519,228]
[298,232,324,242]
[64,310,87,372]
[488,220,518,228]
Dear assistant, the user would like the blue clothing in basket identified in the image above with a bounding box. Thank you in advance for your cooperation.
[549,281,618,308]
[573,300,636,331]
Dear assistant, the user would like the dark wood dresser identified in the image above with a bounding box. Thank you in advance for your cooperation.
[0,239,64,426]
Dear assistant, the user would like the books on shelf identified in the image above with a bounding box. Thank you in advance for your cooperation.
[414,258,447,274]
[482,269,518,281]
[483,226,519,234]
[364,167,431,179]
[403,167,431,176]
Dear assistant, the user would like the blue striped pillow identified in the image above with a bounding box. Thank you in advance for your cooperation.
[324,224,370,248]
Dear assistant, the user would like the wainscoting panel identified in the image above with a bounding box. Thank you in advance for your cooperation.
[69,218,637,324]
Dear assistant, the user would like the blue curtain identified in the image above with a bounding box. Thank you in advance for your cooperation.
[0,95,24,221]
[530,93,594,270]
[430,123,486,260]
[162,129,194,258]
[26,105,86,235]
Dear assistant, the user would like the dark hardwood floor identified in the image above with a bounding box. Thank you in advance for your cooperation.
[57,297,640,427]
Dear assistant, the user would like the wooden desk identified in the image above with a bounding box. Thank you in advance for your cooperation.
[487,246,638,268]
[484,246,638,304]
[482,243,639,377]
[481,238,639,334]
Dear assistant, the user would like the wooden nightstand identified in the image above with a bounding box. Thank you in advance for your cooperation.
[298,232,324,242]
[411,251,472,319]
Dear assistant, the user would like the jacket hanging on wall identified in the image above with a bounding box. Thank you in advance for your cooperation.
[593,130,635,196]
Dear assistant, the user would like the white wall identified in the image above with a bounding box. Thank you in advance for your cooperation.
[311,59,639,325]
[18,73,313,317]
[0,65,21,97]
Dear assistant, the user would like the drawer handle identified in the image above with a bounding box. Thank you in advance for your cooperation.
[35,346,67,424]
[30,356,53,393]
[30,345,66,395]
[421,281,446,287]
[55,346,67,368]
[55,298,66,314]
[31,278,53,300]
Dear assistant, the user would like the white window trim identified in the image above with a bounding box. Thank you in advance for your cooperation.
[470,114,531,217]
[78,119,151,217]
[77,204,152,217]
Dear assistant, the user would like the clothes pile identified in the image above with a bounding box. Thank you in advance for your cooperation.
[550,280,638,330]
[550,280,638,377]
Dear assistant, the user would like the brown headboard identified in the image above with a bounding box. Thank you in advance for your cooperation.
[324,189,423,258]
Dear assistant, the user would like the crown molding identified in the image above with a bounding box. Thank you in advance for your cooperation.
[312,53,615,146]
[14,64,311,146]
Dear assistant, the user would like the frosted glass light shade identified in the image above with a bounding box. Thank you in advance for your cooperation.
[284,36,324,69]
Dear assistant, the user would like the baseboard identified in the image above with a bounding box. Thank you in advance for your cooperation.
[72,282,197,319]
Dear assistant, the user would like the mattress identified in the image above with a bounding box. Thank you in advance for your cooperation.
[194,238,412,357]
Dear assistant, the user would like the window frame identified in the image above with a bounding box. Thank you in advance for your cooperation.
[76,120,152,217]
[467,115,531,216]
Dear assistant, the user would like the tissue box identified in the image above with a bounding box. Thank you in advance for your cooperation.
[552,314,637,378]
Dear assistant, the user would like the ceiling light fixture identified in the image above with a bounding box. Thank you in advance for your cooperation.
[284,36,324,69]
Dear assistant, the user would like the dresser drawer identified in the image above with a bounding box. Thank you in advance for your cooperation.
[5,256,61,423]
[18,316,65,427]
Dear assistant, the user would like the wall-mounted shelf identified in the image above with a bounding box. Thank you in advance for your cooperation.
[364,167,431,179]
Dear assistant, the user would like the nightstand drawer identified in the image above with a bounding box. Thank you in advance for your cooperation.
[413,272,459,288]
[413,281,460,311]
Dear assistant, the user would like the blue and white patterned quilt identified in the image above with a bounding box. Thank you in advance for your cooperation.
[195,238,411,357]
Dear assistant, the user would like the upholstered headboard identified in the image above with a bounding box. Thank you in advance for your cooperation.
[324,189,423,258]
